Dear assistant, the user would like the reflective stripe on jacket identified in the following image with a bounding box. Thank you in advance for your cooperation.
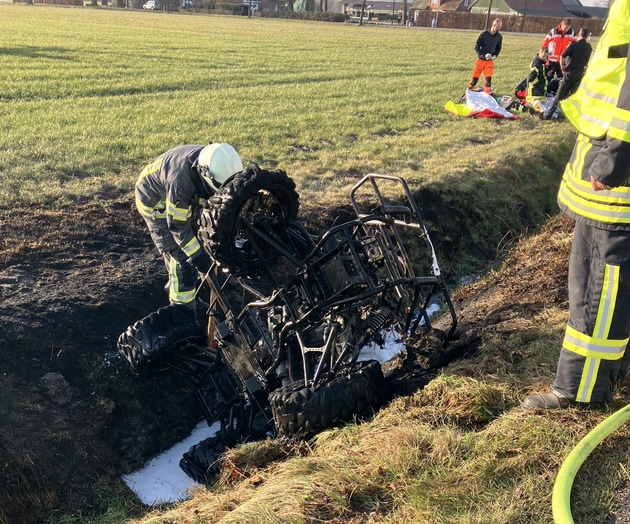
[527,55,548,98]
[558,134,630,228]
[560,3,630,139]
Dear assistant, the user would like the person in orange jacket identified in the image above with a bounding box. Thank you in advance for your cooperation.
[542,17,576,81]
[467,18,503,95]
[542,27,593,119]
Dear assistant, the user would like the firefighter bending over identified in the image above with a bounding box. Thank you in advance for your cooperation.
[135,143,243,308]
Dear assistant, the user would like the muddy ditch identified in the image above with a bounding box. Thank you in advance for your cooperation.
[0,189,552,523]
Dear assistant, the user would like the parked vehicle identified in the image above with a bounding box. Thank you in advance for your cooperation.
[143,0,160,9]
[117,166,457,483]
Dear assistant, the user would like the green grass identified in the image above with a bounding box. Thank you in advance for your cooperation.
[1,4,569,212]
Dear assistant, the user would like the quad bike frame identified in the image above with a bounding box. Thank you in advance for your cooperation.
[117,167,457,484]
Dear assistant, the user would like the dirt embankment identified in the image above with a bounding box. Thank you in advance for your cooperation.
[0,196,573,524]
[0,200,207,523]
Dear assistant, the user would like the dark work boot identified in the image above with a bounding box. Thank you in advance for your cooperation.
[521,390,573,410]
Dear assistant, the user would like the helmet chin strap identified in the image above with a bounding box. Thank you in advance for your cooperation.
[198,165,215,190]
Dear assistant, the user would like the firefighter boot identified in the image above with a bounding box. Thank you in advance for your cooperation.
[521,389,573,410]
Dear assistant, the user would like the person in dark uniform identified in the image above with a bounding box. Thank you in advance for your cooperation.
[135,143,243,307]
[542,28,593,119]
[514,47,549,106]
[526,47,550,101]
[467,18,503,95]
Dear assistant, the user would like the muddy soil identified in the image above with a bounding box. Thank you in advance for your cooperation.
[0,198,627,523]
[0,199,205,523]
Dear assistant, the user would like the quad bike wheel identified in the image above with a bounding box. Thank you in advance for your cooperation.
[179,433,228,485]
[179,402,272,484]
[117,304,202,377]
[268,360,388,437]
[197,164,300,272]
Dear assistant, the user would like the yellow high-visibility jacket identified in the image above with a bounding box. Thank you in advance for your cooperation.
[557,0,630,229]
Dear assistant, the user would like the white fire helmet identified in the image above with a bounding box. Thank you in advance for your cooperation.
[197,143,243,191]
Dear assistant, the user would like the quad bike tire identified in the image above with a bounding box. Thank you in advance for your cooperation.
[117,304,202,377]
[179,402,271,484]
[268,360,389,437]
[198,164,300,273]
[180,433,228,485]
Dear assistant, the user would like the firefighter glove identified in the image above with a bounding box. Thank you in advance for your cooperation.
[189,250,212,277]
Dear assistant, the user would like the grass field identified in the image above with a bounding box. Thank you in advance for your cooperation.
[1,4,565,210]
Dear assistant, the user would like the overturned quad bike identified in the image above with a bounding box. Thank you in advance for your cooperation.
[117,165,457,484]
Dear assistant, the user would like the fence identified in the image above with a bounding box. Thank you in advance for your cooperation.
[414,11,605,36]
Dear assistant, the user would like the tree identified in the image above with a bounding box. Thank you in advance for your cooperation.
[484,0,493,29]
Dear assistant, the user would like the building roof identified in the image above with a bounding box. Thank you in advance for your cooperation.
[409,0,475,9]
[409,0,429,9]
[439,0,472,11]
[503,0,574,17]
[560,0,608,17]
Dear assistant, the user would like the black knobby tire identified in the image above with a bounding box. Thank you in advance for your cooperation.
[198,164,300,272]
[179,434,227,485]
[268,360,389,437]
[117,304,202,377]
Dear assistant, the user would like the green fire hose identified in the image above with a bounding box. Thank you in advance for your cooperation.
[553,403,630,524]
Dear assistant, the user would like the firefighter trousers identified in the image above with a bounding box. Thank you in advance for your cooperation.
[546,71,582,117]
[142,215,198,305]
[553,220,630,402]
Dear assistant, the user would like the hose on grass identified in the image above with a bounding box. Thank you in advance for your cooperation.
[552,403,630,524]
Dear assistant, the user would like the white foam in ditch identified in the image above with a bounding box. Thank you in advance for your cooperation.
[122,420,220,505]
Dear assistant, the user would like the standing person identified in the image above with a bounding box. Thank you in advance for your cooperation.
[522,1,630,410]
[542,28,593,119]
[135,143,243,308]
[467,18,503,95]
[542,17,576,81]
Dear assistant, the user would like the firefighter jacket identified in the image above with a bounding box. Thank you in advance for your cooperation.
[557,0,630,231]
[135,144,213,264]
[542,23,575,62]
[526,54,548,98]
[474,30,502,60]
